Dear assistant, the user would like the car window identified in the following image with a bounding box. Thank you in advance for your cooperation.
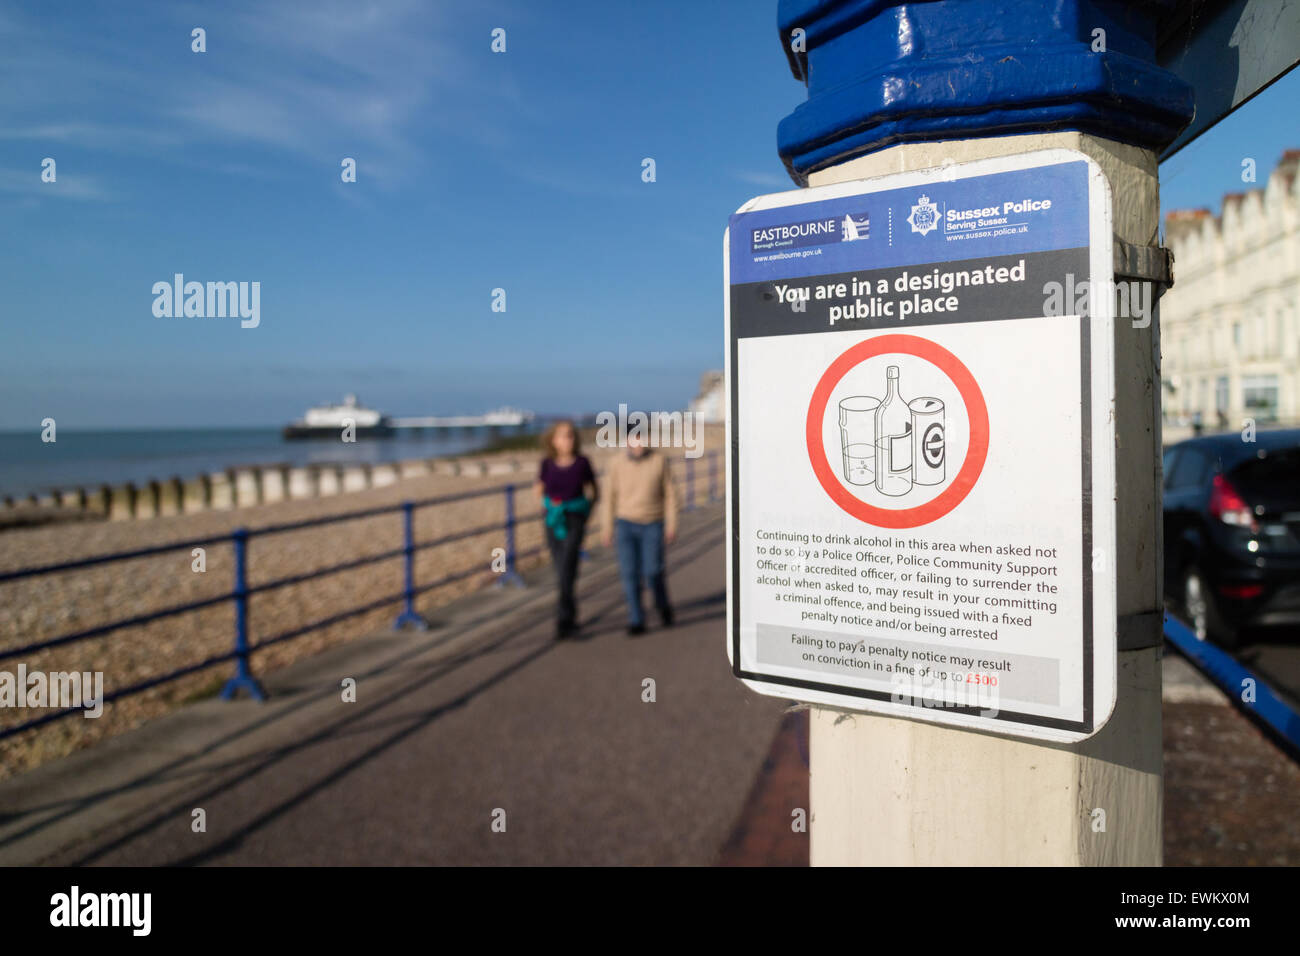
[1229,447,1300,502]
[1162,449,1179,491]
[1168,448,1208,490]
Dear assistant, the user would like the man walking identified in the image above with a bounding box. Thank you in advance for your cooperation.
[600,432,678,636]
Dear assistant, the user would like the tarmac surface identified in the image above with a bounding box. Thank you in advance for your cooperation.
[0,504,794,866]
[2,500,1295,866]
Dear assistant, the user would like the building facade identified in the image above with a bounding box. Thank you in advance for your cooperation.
[689,370,724,424]
[1162,150,1300,432]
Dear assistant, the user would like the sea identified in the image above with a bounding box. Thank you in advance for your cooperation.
[0,426,541,500]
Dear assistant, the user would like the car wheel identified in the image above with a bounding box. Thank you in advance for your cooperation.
[1182,567,1237,650]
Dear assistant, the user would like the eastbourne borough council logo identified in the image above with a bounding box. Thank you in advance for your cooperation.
[907,195,940,236]
[840,213,869,242]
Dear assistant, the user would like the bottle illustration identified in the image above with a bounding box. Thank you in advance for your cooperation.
[838,395,880,486]
[873,365,913,496]
[835,364,949,499]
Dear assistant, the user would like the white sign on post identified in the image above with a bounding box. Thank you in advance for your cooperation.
[724,149,1117,743]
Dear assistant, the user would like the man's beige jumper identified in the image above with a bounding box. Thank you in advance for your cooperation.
[598,449,678,537]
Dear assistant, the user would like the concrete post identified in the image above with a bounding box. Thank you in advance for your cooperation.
[138,481,161,519]
[92,485,112,517]
[184,476,211,514]
[287,466,317,499]
[317,466,342,497]
[159,477,183,516]
[399,459,430,480]
[261,465,288,503]
[209,471,235,510]
[776,0,1193,866]
[233,468,261,508]
[341,464,370,493]
[56,488,85,512]
[109,484,136,521]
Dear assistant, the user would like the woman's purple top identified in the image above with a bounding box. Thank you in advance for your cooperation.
[538,455,595,502]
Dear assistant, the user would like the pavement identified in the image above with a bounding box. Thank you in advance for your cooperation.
[0,503,797,866]
[3,497,1296,866]
[1161,644,1300,865]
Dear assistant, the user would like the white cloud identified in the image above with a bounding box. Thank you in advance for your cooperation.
[0,0,516,188]
[0,166,114,201]
[735,170,793,189]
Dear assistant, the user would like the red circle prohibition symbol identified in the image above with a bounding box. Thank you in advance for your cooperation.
[806,334,989,529]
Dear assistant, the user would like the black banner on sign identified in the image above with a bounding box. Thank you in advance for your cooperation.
[730,248,1090,337]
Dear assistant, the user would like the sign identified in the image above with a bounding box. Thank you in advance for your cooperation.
[1158,0,1300,160]
[724,150,1117,743]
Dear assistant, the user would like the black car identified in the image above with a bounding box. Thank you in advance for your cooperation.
[1163,428,1300,648]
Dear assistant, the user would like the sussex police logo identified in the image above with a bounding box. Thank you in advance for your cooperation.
[907,195,940,237]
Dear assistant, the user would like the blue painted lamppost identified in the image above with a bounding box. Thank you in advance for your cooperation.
[774,0,1193,866]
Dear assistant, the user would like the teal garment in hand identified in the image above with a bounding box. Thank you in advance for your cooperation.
[544,496,591,540]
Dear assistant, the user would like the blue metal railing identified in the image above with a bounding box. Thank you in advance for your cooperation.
[0,449,721,740]
[1162,612,1300,756]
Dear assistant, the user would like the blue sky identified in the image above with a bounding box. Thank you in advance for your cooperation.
[0,0,1295,428]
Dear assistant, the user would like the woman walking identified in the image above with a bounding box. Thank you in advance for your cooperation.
[534,420,598,639]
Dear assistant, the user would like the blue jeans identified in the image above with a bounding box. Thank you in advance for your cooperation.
[615,518,670,627]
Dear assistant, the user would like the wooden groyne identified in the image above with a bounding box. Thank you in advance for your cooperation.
[0,454,539,526]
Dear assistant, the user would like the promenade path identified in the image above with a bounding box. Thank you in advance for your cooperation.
[3,498,1295,865]
[0,503,797,865]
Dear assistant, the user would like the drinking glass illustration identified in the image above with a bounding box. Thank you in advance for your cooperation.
[874,365,913,496]
[838,396,880,486]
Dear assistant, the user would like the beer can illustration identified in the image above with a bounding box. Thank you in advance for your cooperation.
[909,397,945,486]
[838,395,880,486]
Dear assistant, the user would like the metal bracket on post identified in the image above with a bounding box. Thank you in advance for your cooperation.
[1117,610,1165,651]
[1113,237,1174,291]
[1111,237,1173,330]
[1110,241,1169,652]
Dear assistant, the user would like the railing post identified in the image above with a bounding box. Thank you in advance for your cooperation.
[220,528,266,701]
[708,450,718,503]
[685,457,696,511]
[394,501,430,629]
[495,484,526,587]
